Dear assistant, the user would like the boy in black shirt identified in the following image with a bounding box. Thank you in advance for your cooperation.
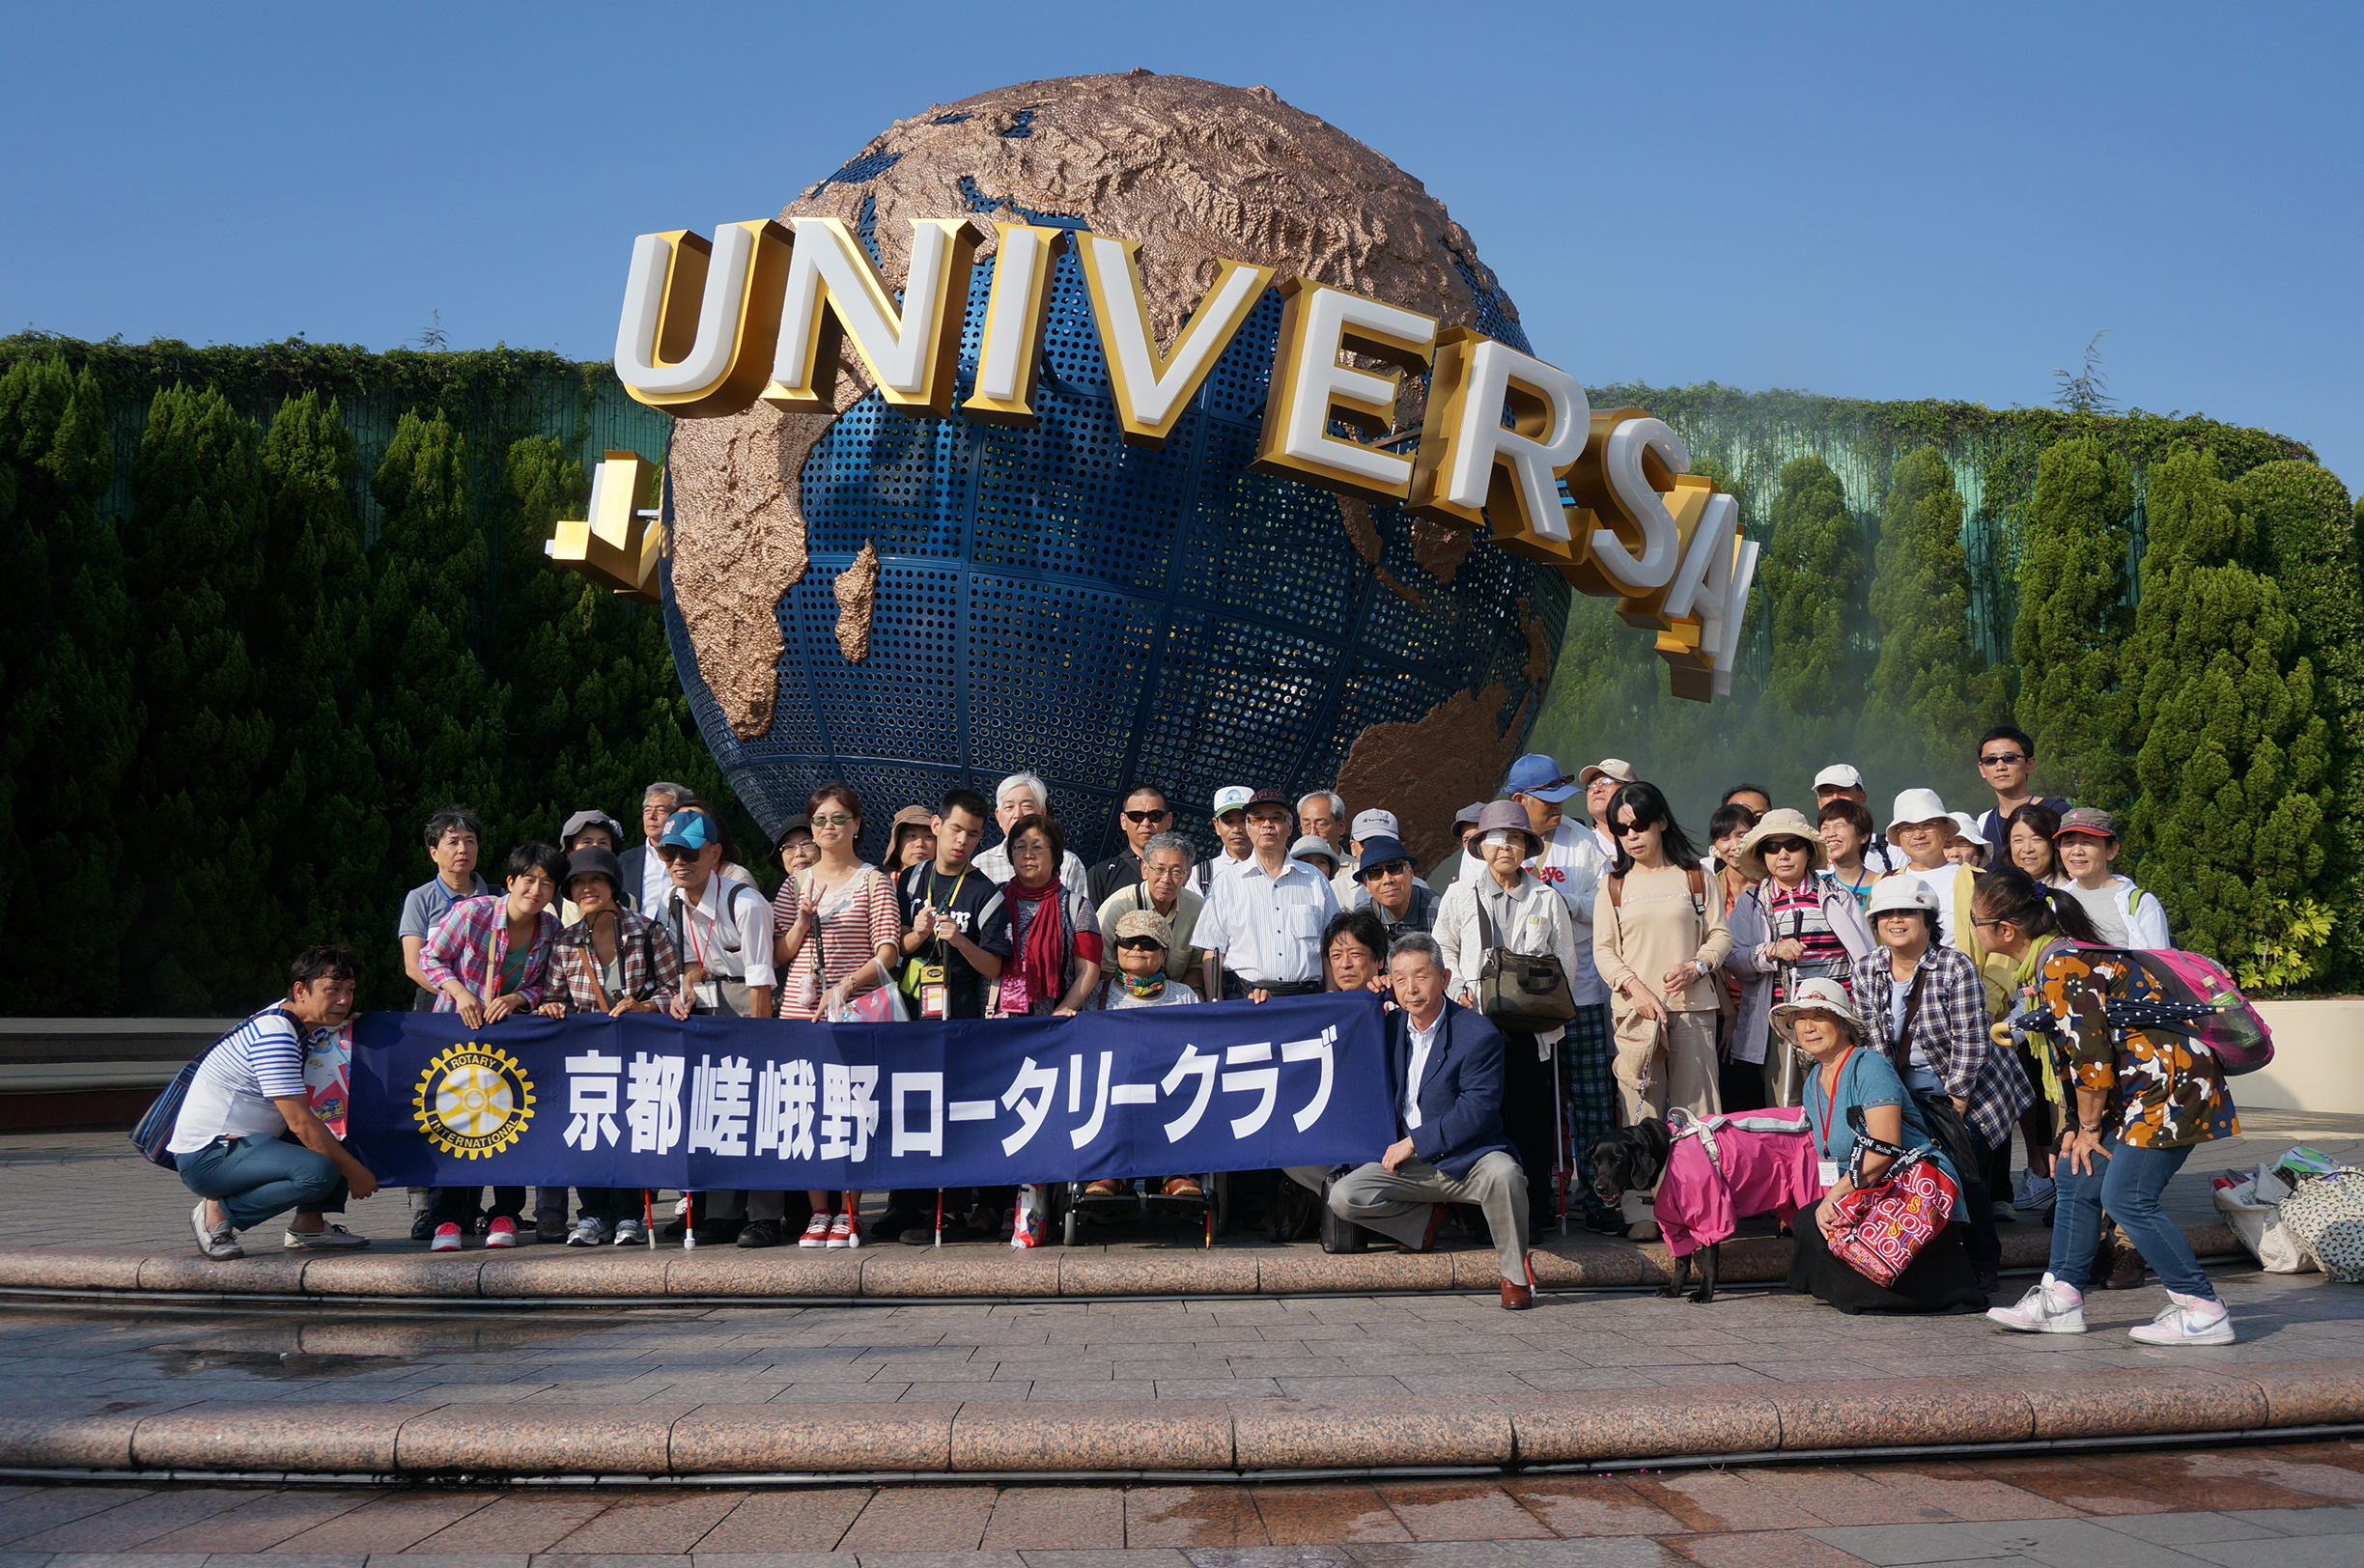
[882,788,1014,1243]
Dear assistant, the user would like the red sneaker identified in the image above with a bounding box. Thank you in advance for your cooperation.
[429,1222,463,1253]
[829,1211,861,1248]
[485,1217,518,1248]
[798,1212,832,1248]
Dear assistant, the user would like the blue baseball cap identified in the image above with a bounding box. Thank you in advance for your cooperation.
[658,807,719,853]
[1352,835,1414,880]
[1504,753,1579,803]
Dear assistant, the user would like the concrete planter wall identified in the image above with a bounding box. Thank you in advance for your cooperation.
[2245,998,2364,1115]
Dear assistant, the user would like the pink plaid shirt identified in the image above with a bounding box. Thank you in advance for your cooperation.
[418,894,559,1010]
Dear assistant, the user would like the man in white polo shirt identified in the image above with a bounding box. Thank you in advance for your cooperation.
[170,946,381,1261]
[1196,788,1338,1001]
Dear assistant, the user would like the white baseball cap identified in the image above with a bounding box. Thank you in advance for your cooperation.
[1864,875,1940,920]
[1948,811,1990,849]
[1814,764,1864,791]
[1577,758,1637,787]
[1212,785,1254,817]
[1350,808,1399,841]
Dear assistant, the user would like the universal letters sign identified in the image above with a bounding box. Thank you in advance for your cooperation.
[607,216,1759,701]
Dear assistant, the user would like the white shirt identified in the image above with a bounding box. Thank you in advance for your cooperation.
[974,841,1087,891]
[167,1005,322,1155]
[1189,850,1254,899]
[666,874,775,989]
[1196,856,1339,985]
[1528,822,1609,1005]
[1900,864,1964,946]
[1402,1010,1444,1130]
[639,842,671,917]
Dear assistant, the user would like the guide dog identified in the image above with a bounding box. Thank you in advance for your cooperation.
[1590,1110,1820,1304]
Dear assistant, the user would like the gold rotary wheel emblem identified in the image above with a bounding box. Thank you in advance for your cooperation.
[412,1044,536,1159]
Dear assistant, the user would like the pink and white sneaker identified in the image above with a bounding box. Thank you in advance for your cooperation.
[1987,1273,2086,1333]
[829,1211,861,1248]
[484,1217,518,1248]
[2128,1291,2235,1346]
[429,1222,464,1253]
[798,1212,832,1247]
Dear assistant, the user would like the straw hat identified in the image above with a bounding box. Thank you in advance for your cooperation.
[1770,975,1870,1046]
[1734,807,1828,882]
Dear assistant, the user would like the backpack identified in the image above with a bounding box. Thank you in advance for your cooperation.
[128,1008,285,1171]
[2085,945,2274,1077]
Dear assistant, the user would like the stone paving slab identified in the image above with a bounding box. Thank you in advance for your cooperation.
[0,1445,2357,1564]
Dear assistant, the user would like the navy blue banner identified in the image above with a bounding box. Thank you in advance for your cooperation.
[345,994,1393,1190]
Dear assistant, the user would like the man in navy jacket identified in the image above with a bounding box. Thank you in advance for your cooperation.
[1328,933,1534,1308]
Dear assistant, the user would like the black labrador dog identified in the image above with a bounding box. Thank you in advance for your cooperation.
[1587,1119,1720,1303]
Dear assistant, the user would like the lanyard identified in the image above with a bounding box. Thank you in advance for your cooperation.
[1813,1046,1858,1161]
[925,867,968,960]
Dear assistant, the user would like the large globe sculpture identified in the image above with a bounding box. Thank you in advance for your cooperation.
[661,72,1567,870]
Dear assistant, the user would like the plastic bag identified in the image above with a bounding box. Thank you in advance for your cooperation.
[1010,1183,1049,1248]
[2212,1165,2317,1274]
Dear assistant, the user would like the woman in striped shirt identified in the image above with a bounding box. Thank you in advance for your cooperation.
[1728,810,1873,1108]
[775,782,903,1248]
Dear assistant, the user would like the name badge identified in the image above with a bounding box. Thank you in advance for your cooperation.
[1817,1160,1841,1190]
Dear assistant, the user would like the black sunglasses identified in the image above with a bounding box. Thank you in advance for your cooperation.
[1122,809,1170,824]
[1116,937,1165,951]
[1979,752,2027,767]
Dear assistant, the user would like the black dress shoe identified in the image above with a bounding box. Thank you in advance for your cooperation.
[736,1219,782,1248]
[410,1211,436,1241]
[869,1210,922,1244]
[659,1217,689,1242]
[536,1215,571,1244]
[693,1218,745,1246]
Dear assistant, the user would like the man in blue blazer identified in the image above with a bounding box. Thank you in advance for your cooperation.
[1328,933,1535,1307]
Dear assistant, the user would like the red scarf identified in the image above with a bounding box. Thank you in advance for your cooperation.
[1006,876,1074,1014]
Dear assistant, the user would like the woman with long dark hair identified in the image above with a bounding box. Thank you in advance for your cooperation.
[1979,868,2241,1346]
[1590,781,1731,1239]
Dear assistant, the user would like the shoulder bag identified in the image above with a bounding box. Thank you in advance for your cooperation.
[1879,959,1984,1178]
[1824,1103,1962,1286]
[129,1009,287,1171]
[1474,885,1577,1032]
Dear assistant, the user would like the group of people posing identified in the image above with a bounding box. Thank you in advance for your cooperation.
[166,727,2241,1342]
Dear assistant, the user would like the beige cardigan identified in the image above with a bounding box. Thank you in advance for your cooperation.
[1590,862,1733,1014]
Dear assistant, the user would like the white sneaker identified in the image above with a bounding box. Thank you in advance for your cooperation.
[1987,1273,2087,1333]
[191,1201,242,1261]
[611,1218,647,1246]
[281,1223,369,1249]
[566,1217,608,1247]
[2129,1291,2236,1347]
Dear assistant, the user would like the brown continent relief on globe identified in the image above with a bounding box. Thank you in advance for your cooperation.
[667,70,1549,864]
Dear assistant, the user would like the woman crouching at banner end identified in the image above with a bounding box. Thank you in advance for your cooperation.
[777,782,902,1249]
[1086,908,1203,1204]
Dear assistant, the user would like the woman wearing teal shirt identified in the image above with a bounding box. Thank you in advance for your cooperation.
[1778,979,1986,1315]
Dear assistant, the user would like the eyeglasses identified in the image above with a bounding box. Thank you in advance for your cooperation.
[811,813,853,827]
[1979,752,2026,768]
[1116,938,1165,952]
[1122,809,1170,824]
[1969,916,2003,929]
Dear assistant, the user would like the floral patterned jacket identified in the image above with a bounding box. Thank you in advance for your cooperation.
[2029,943,2237,1149]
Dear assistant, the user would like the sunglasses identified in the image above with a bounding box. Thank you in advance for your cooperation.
[1122,809,1170,824]
[1979,752,2027,768]
[1761,839,1815,856]
[657,846,701,863]
[811,812,854,827]
[1116,937,1165,951]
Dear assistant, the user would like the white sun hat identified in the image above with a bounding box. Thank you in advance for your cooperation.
[1886,788,1951,838]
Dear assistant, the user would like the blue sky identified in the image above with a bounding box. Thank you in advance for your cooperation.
[9,2,2359,488]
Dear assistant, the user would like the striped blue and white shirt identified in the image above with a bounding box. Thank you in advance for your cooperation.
[166,1005,323,1155]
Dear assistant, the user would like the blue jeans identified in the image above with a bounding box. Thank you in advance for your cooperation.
[2048,1134,2215,1299]
[179,1135,346,1233]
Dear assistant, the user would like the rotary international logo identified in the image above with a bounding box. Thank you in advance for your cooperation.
[412,1043,536,1159]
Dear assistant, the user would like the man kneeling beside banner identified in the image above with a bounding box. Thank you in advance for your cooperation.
[347,993,1392,1190]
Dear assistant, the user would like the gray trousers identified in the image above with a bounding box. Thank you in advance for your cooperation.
[1329,1150,1529,1284]
[704,1190,788,1222]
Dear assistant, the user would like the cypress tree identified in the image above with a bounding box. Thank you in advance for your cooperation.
[2121,449,2330,983]
[259,393,392,989]
[2012,435,2134,807]
[368,409,503,846]
[1861,447,2007,799]
[1758,455,1860,718]
[127,386,278,1010]
[0,358,139,1012]
[2233,460,2364,985]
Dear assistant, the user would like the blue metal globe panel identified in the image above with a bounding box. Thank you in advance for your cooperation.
[663,235,1565,865]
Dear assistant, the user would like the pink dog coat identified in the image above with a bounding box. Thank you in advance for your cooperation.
[1651,1107,1822,1258]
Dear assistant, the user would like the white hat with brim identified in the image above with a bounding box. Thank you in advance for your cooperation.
[1886,788,1951,839]
[1864,875,1940,921]
[1578,758,1637,788]
[1947,811,1990,849]
[1735,808,1829,882]
[1771,976,1870,1046]
[1814,764,1865,791]
[1289,834,1339,872]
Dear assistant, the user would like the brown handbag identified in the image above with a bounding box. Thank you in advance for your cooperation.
[1475,890,1578,1033]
